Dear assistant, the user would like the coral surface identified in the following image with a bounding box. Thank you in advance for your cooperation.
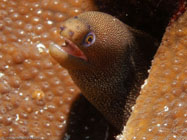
[122,11,187,140]
[0,0,96,139]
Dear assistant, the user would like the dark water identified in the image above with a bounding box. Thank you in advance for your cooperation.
[95,0,180,40]
[63,95,119,140]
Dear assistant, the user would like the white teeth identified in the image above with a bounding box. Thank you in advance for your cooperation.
[62,41,67,46]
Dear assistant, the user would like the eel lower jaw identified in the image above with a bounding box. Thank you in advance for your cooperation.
[62,38,88,61]
[49,38,88,69]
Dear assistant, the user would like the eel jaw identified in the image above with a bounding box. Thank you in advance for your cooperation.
[49,38,88,69]
[62,38,87,61]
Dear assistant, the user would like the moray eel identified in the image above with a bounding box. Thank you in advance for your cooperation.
[49,11,157,131]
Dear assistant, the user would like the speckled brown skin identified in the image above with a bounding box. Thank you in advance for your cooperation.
[49,11,157,131]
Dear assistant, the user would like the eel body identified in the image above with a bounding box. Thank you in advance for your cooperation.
[49,11,157,131]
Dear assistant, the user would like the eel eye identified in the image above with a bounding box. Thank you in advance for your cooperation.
[83,32,96,47]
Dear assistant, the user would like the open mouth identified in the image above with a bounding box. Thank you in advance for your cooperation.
[61,38,87,61]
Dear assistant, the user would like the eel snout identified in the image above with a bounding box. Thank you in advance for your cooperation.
[59,17,89,44]
[49,19,89,69]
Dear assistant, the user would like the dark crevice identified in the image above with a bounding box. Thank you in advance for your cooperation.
[63,95,119,140]
[94,0,180,40]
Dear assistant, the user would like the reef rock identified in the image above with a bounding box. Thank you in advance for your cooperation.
[120,10,187,140]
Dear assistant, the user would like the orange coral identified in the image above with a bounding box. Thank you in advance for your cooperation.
[121,11,187,140]
[0,0,96,139]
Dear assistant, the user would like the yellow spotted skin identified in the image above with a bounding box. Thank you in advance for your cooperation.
[50,11,158,131]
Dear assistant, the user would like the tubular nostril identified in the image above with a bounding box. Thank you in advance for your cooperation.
[60,26,66,36]
[69,31,74,38]
[60,26,65,32]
